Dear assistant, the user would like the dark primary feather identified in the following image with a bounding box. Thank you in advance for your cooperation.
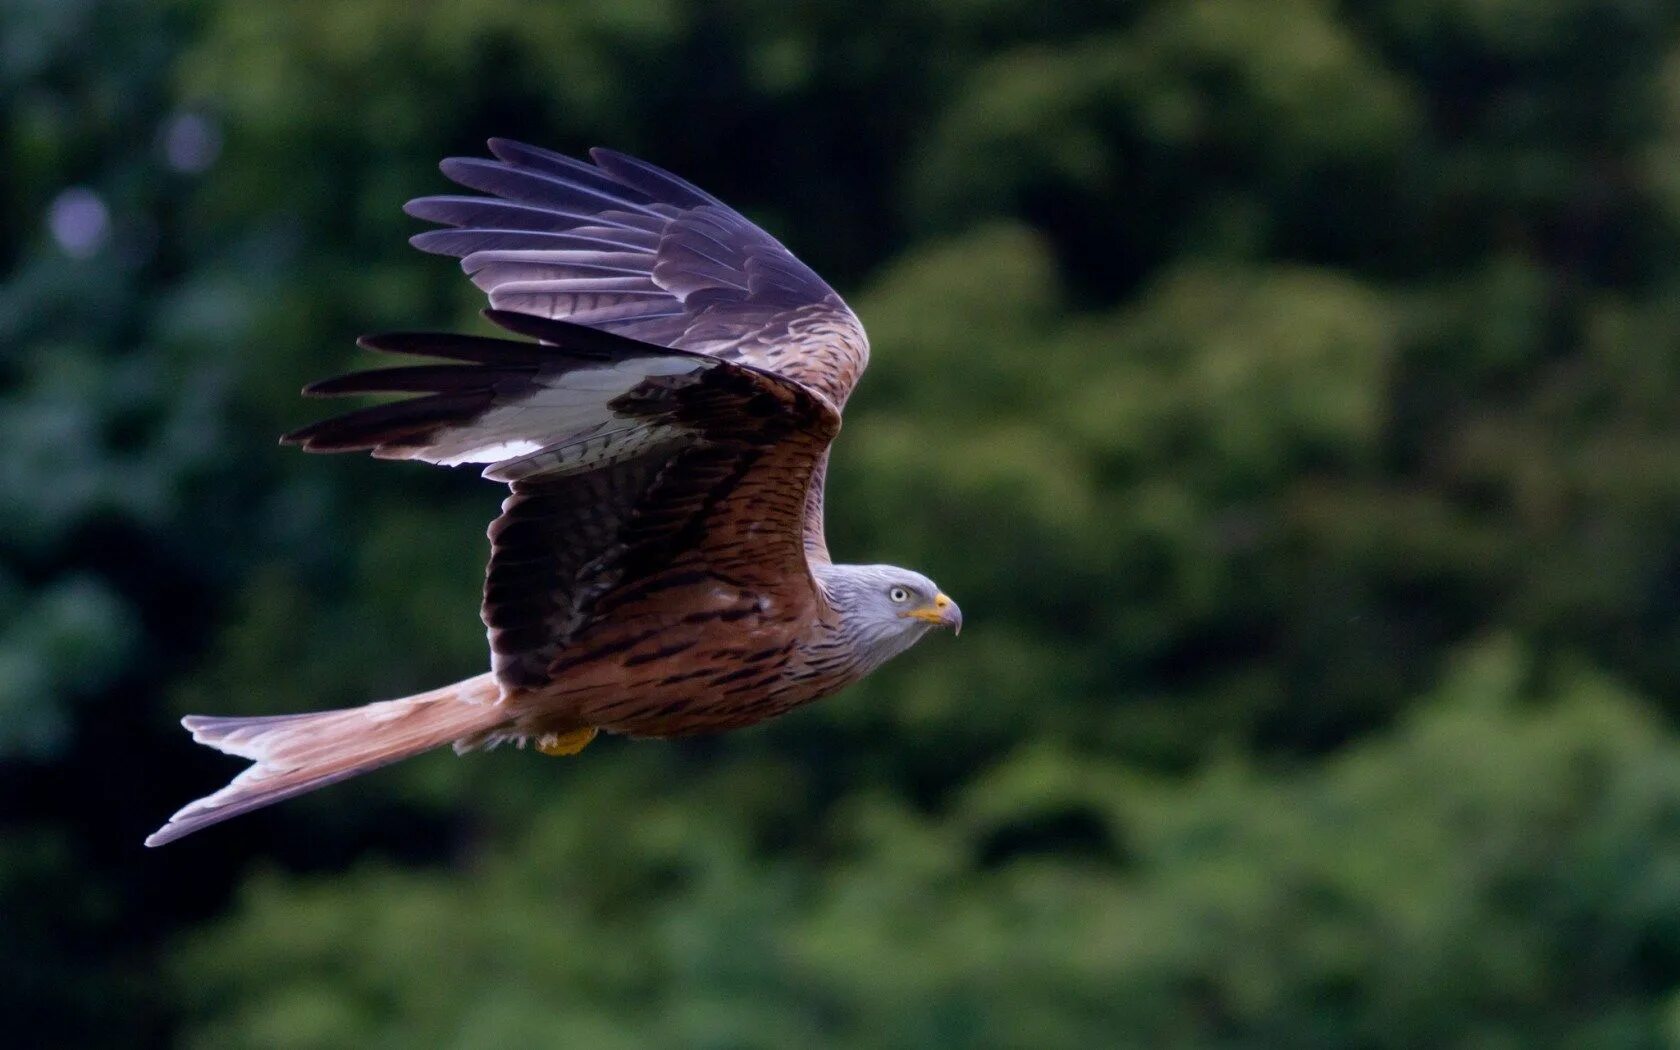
[406,140,870,412]
[302,365,499,397]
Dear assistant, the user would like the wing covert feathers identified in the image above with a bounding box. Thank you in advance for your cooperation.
[282,311,835,475]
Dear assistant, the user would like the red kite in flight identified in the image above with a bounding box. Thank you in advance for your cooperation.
[147,141,960,846]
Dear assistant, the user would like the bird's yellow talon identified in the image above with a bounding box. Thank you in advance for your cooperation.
[536,728,597,756]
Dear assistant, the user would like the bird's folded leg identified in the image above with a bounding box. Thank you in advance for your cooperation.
[535,727,597,756]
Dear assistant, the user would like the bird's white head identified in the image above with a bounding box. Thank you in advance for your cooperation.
[815,563,962,674]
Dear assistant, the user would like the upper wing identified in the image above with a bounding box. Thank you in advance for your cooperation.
[406,139,871,411]
[283,310,839,692]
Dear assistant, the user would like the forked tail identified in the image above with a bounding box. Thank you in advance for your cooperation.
[146,673,505,847]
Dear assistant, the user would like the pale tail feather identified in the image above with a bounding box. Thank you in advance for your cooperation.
[146,673,505,847]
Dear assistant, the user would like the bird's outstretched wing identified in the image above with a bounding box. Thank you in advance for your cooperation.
[284,310,839,692]
[406,139,870,411]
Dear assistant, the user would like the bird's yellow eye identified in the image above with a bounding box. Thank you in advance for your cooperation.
[889,587,910,603]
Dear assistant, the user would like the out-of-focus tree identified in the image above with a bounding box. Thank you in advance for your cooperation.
[7,0,1680,1045]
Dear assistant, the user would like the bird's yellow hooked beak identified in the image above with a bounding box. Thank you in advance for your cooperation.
[904,592,962,634]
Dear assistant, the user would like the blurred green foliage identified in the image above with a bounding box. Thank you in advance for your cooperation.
[7,0,1680,1046]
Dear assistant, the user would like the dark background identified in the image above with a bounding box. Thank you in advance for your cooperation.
[9,0,1680,1046]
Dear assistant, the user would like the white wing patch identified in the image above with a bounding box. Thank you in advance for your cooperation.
[434,439,545,465]
[371,354,712,475]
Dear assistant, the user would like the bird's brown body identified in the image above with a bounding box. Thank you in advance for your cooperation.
[147,142,959,847]
[493,443,858,740]
[503,590,844,741]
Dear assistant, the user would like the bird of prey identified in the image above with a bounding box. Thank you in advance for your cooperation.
[147,140,961,846]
